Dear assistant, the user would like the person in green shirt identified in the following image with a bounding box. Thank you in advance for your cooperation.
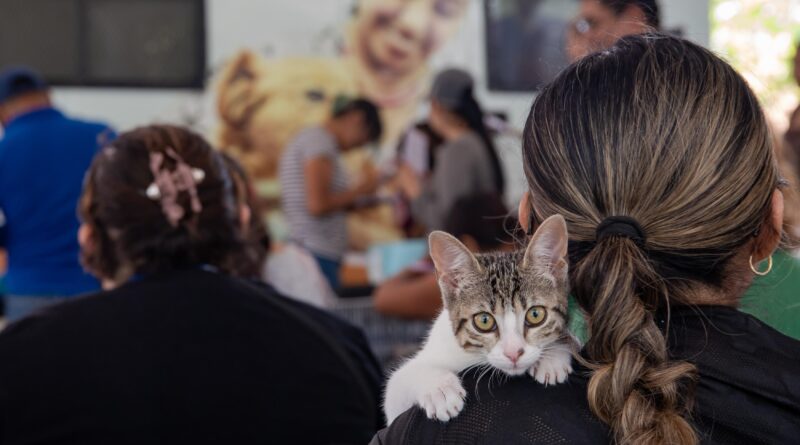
[740,248,800,339]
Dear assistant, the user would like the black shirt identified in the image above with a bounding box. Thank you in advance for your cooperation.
[0,269,382,444]
[372,306,800,444]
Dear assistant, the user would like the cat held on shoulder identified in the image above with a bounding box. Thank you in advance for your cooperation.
[384,215,578,424]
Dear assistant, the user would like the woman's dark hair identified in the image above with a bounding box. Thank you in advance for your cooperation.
[451,89,506,194]
[600,0,660,29]
[80,125,248,280]
[523,34,777,444]
[396,122,444,171]
[220,153,271,278]
[333,97,383,142]
[444,193,516,251]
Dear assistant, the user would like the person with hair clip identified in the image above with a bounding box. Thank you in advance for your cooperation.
[0,125,383,444]
[397,68,506,232]
[373,35,800,444]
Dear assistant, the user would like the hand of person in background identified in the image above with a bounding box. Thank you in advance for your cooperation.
[396,163,423,199]
[306,156,380,216]
[353,162,381,197]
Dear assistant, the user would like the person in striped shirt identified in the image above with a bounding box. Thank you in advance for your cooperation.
[279,98,383,290]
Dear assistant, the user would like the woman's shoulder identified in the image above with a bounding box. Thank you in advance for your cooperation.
[436,132,488,167]
[668,306,800,442]
[373,369,610,445]
[451,131,486,152]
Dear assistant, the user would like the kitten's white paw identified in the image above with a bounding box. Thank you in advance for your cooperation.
[418,372,467,422]
[530,345,573,386]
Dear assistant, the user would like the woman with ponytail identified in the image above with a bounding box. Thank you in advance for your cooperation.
[373,34,800,444]
[397,68,506,231]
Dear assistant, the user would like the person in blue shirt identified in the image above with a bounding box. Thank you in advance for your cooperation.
[0,67,114,322]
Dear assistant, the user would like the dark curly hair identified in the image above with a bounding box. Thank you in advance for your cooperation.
[79,125,248,281]
[220,152,270,278]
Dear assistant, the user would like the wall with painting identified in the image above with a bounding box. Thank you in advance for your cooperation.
[49,0,710,208]
[51,0,709,131]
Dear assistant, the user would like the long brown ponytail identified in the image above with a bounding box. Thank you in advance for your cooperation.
[522,35,778,444]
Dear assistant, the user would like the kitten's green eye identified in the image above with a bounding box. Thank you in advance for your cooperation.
[525,306,547,326]
[472,312,496,332]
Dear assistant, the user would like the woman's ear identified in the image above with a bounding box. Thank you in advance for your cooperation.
[239,204,252,233]
[78,223,94,254]
[518,191,531,234]
[753,190,784,261]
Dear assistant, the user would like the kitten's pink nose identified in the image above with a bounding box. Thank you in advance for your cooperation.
[504,348,524,364]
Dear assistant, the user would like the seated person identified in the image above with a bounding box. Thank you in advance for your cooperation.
[0,125,382,444]
[374,193,516,319]
[373,35,800,444]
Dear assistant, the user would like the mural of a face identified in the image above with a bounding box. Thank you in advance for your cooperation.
[353,0,470,77]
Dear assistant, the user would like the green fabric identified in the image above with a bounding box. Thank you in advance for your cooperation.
[567,295,589,344]
[740,249,800,340]
[566,250,800,343]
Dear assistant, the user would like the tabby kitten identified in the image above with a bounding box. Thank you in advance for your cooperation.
[384,215,576,424]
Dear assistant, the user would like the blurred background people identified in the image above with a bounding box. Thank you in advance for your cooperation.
[374,192,516,319]
[0,67,114,322]
[392,121,444,236]
[397,69,505,232]
[0,125,382,443]
[279,98,383,290]
[567,0,660,61]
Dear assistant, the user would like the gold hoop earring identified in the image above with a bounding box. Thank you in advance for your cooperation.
[749,255,773,276]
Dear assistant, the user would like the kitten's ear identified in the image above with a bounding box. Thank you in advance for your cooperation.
[523,214,569,285]
[429,231,481,292]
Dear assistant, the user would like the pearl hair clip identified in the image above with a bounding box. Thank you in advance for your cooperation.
[145,167,205,200]
[145,148,205,226]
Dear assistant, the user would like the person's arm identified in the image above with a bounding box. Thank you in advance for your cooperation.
[373,271,442,320]
[304,157,377,217]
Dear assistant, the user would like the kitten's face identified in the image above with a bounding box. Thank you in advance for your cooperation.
[429,215,569,376]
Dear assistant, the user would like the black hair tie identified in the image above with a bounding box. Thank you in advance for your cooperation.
[596,216,646,246]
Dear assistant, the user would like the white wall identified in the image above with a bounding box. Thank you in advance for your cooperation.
[51,0,710,135]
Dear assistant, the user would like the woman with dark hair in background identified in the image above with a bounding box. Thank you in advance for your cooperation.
[397,69,506,232]
[374,35,800,444]
[0,125,382,444]
[219,152,271,278]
